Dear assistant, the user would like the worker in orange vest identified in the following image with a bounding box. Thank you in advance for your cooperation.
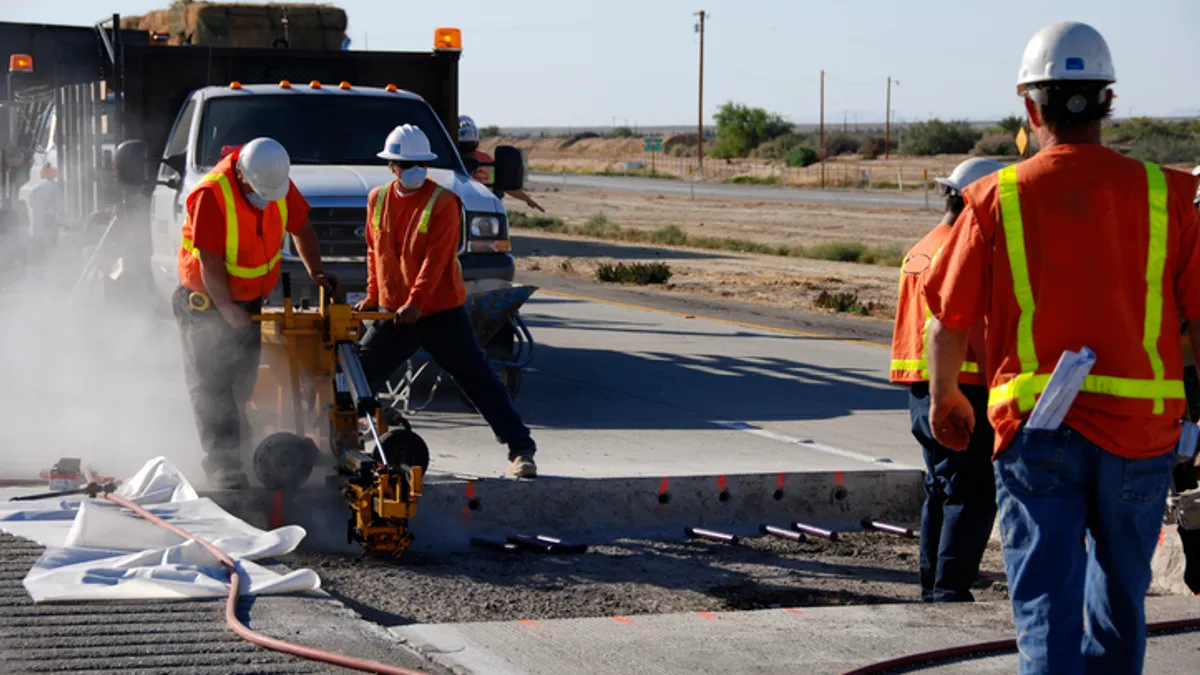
[891,157,1003,603]
[458,115,544,212]
[174,137,333,489]
[923,22,1200,674]
[354,125,538,479]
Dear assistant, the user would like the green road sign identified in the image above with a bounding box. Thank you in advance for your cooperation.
[643,137,663,152]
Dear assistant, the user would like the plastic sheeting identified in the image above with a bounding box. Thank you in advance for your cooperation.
[0,457,319,602]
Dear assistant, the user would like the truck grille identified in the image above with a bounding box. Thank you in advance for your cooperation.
[308,206,367,260]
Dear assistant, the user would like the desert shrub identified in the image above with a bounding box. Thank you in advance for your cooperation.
[900,119,982,156]
[814,290,870,315]
[973,133,1019,157]
[596,262,672,285]
[786,146,820,168]
[609,126,634,138]
[710,101,793,158]
[823,133,861,156]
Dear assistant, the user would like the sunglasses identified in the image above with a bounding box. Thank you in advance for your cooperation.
[395,161,429,170]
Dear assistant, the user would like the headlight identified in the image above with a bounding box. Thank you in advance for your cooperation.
[469,214,503,239]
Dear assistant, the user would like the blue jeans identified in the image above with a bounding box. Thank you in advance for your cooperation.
[910,383,997,601]
[995,425,1176,675]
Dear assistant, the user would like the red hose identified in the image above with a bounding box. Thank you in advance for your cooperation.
[840,614,1200,675]
[103,492,429,675]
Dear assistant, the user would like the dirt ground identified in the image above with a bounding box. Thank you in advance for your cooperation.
[285,532,1009,626]
[509,187,933,320]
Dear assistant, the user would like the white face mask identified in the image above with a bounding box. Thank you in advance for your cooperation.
[398,166,427,191]
[245,192,271,210]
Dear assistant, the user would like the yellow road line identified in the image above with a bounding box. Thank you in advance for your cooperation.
[536,289,891,349]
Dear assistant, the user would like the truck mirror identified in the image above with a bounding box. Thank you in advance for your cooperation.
[490,145,525,192]
[462,154,480,176]
[114,140,148,186]
[162,152,185,179]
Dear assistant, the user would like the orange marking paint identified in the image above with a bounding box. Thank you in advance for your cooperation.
[834,472,845,486]
[612,616,633,624]
[785,608,805,615]
[520,620,538,626]
[697,611,717,619]
[270,491,283,529]
[776,473,786,489]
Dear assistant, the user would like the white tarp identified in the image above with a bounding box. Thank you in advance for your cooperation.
[0,457,319,602]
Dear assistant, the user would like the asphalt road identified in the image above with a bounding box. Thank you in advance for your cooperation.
[527,171,930,208]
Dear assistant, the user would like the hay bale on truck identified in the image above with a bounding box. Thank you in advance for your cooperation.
[124,2,347,49]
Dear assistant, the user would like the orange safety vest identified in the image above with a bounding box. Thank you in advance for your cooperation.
[890,223,982,385]
[177,152,290,302]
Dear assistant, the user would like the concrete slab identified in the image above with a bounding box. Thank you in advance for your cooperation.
[392,597,1200,675]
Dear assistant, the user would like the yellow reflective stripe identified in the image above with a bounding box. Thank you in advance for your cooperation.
[212,174,239,272]
[371,186,385,230]
[1143,162,1168,414]
[417,186,444,234]
[277,196,288,230]
[989,372,1184,410]
[181,171,281,280]
[890,359,979,378]
[997,166,1038,414]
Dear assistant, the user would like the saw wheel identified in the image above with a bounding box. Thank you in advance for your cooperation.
[253,431,319,490]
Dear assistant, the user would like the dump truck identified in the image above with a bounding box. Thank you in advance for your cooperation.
[1,14,528,374]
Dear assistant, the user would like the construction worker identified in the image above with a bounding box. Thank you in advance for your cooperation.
[354,124,538,479]
[457,115,545,212]
[923,21,1200,674]
[174,137,332,489]
[891,157,1003,603]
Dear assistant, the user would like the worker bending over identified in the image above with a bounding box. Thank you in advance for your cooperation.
[891,157,1003,603]
[923,22,1200,674]
[174,138,332,489]
[458,115,544,212]
[355,124,539,479]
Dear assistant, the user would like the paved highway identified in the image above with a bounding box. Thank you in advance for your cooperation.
[528,171,931,208]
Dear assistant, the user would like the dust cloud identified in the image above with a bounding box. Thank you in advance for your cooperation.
[0,234,206,484]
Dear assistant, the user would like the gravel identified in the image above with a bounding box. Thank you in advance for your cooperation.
[284,531,1009,626]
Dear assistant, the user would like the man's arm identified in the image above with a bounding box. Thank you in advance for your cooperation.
[404,195,460,312]
[504,188,544,212]
[360,191,380,309]
[198,250,249,328]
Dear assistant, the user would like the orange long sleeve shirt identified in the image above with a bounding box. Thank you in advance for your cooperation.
[365,179,467,314]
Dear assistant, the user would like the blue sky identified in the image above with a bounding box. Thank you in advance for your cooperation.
[5,0,1198,127]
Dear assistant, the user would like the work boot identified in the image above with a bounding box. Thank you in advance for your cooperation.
[208,468,249,490]
[508,455,537,479]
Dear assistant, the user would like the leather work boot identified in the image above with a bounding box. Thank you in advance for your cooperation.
[508,455,537,479]
[209,468,250,490]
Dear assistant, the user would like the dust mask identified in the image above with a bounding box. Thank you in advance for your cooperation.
[399,166,427,191]
[245,192,271,210]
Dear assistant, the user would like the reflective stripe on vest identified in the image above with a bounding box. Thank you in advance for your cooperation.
[181,171,287,279]
[371,184,444,233]
[988,162,1181,413]
[890,245,979,380]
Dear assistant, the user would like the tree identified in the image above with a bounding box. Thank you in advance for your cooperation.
[710,102,793,158]
[608,126,634,138]
[480,125,502,139]
[900,119,982,156]
[995,115,1024,135]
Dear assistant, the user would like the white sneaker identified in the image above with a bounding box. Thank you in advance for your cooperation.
[508,455,537,479]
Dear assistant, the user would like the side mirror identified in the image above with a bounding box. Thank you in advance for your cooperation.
[114,140,148,186]
[490,145,525,192]
[462,154,481,176]
[162,152,185,178]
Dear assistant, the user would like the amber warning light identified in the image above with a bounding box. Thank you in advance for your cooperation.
[434,28,461,51]
[9,54,33,73]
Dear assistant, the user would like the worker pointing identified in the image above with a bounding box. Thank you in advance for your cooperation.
[923,22,1200,674]
[458,115,544,212]
[174,137,332,490]
[891,157,1002,603]
[355,125,539,479]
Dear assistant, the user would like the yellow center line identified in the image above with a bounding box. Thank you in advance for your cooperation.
[536,289,891,349]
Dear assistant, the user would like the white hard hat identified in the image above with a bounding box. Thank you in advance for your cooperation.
[936,158,1006,192]
[237,137,291,202]
[377,124,438,162]
[1192,166,1200,177]
[1017,21,1115,91]
[458,115,480,143]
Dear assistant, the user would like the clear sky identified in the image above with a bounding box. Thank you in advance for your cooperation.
[5,0,1198,127]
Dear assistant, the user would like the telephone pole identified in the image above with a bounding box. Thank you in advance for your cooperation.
[885,76,898,159]
[695,10,706,169]
[819,69,825,189]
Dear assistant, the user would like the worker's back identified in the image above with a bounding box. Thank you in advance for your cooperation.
[959,143,1200,456]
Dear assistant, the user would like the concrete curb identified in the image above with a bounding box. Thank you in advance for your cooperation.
[204,468,923,553]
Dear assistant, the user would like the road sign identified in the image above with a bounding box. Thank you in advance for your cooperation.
[1015,126,1029,156]
[643,137,663,152]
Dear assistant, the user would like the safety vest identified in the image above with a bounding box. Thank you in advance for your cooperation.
[371,184,444,232]
[178,153,289,301]
[988,162,1183,414]
[890,228,982,385]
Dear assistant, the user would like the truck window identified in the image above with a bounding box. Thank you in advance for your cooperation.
[165,99,197,162]
[195,95,459,170]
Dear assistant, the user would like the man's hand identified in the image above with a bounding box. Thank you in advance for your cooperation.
[930,387,975,451]
[524,196,546,213]
[354,297,379,312]
[217,303,252,330]
[395,305,422,324]
[313,272,338,296]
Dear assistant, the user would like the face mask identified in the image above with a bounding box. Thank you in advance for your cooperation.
[245,192,271,210]
[399,166,427,191]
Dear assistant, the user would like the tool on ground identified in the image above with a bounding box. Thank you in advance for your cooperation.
[861,518,917,538]
[187,291,211,312]
[507,534,588,554]
[470,537,522,554]
[1026,347,1096,430]
[791,521,839,541]
[11,459,119,502]
[249,273,428,558]
[760,524,806,542]
[685,527,740,545]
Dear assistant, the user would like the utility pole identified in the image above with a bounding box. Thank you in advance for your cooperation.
[885,76,898,159]
[843,110,847,134]
[819,69,825,189]
[695,10,706,170]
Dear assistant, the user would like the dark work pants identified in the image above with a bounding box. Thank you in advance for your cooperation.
[172,286,262,475]
[358,305,534,458]
[910,382,997,602]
